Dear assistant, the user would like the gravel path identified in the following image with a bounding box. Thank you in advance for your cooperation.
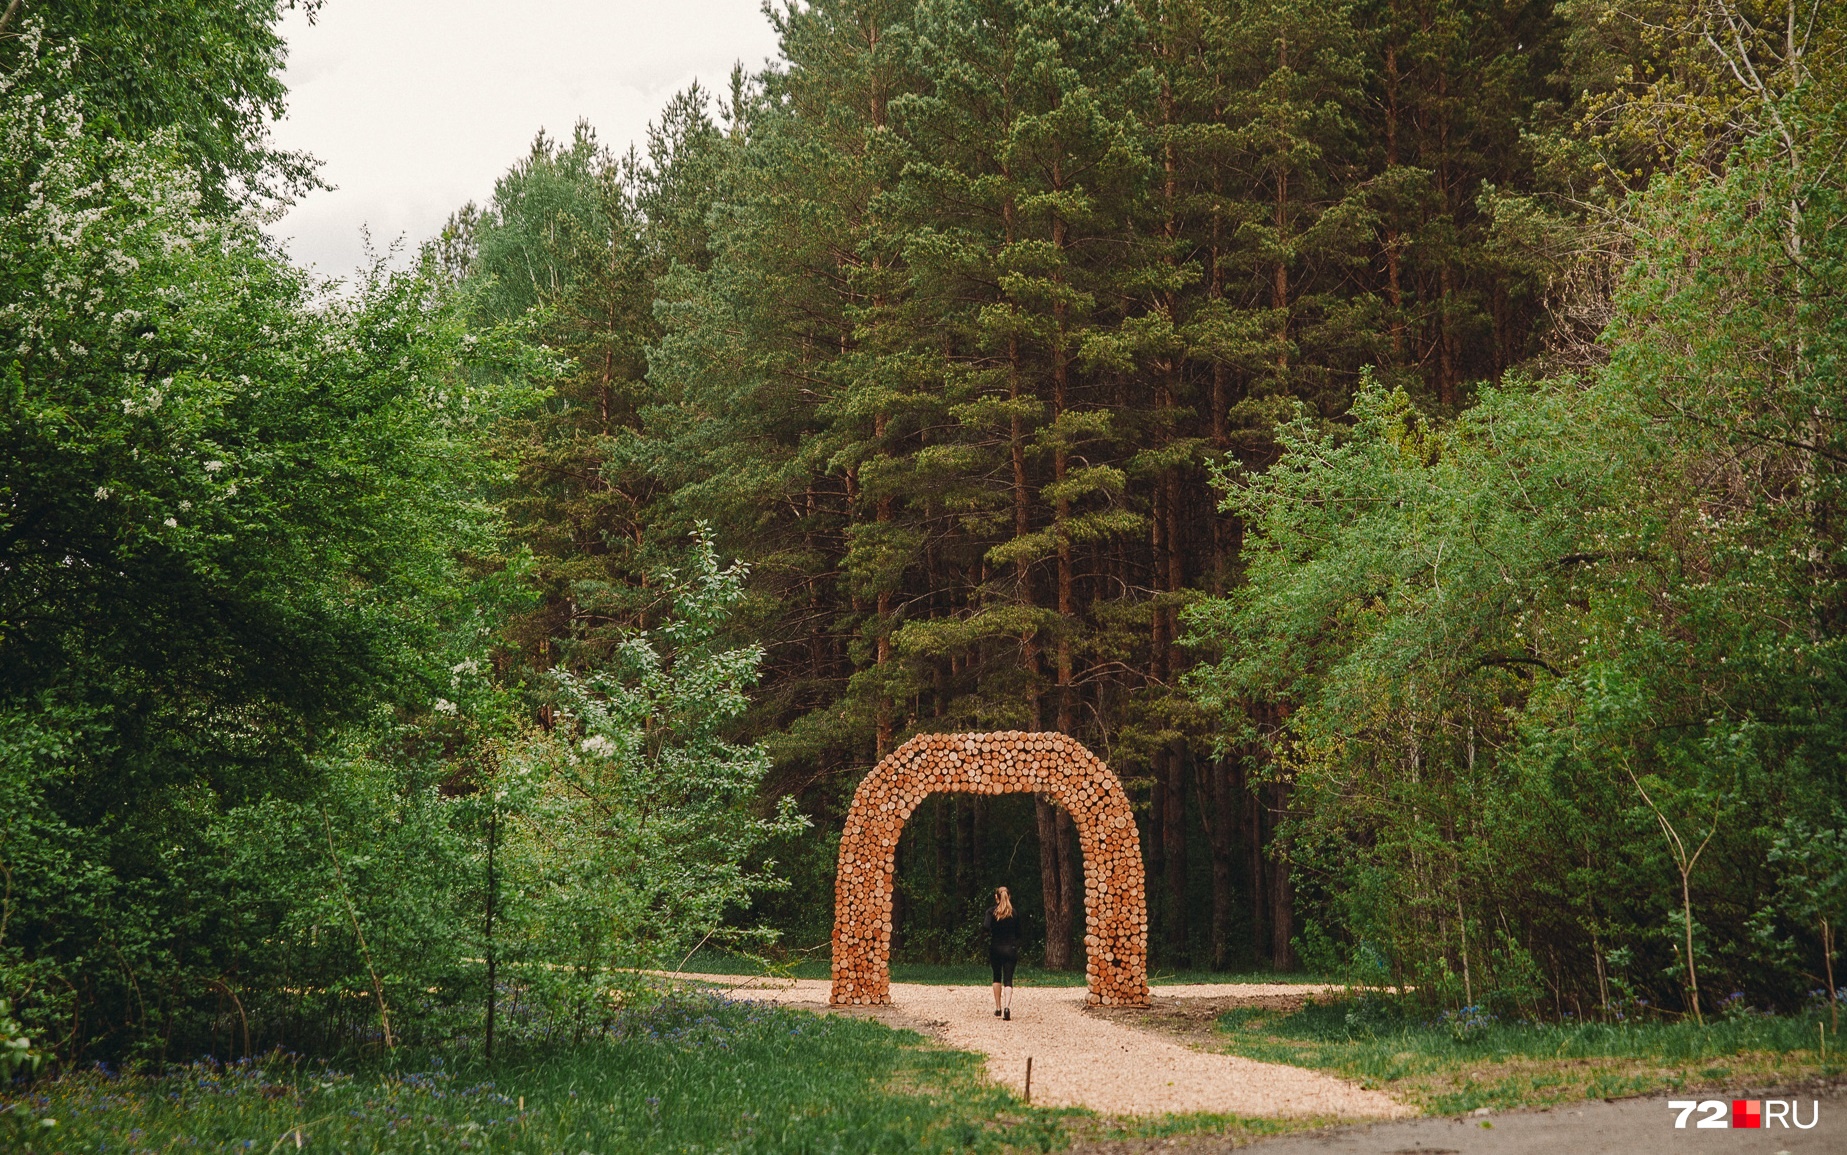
[707,976,1410,1120]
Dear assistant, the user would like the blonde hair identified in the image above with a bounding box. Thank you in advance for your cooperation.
[993,886,1014,920]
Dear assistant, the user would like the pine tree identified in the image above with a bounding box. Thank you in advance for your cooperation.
[460,126,658,668]
[581,0,1577,972]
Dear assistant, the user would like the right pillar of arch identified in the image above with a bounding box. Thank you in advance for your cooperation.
[830,731,1150,1006]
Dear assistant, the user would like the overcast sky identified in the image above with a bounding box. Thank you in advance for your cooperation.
[264,0,782,275]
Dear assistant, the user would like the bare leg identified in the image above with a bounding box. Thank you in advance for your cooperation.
[992,982,1002,1010]
[1003,982,1013,1011]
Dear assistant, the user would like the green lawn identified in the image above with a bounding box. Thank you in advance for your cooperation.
[10,996,1073,1154]
[1213,995,1844,1114]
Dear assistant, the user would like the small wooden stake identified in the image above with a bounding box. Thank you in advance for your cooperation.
[1025,1056,1033,1104]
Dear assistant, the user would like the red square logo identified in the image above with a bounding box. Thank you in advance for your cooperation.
[1732,1099,1762,1128]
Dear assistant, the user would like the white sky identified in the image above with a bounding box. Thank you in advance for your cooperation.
[264,0,782,275]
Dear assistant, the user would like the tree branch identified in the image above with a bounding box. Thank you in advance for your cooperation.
[1476,655,1563,678]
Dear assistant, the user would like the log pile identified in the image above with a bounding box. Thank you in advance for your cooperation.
[831,731,1150,1007]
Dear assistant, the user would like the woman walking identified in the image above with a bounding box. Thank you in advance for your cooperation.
[986,886,1020,1020]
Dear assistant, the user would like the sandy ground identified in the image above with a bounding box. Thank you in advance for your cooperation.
[703,975,1410,1120]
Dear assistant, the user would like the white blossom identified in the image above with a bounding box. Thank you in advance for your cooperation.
[580,734,616,758]
[433,698,458,715]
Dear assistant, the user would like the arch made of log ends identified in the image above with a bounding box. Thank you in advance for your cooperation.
[830,731,1149,1007]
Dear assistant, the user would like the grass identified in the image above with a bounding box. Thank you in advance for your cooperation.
[677,951,1329,989]
[40,982,1816,1153]
[0,990,1346,1155]
[1063,1111,1328,1148]
[8,995,1076,1154]
[1212,994,1845,1114]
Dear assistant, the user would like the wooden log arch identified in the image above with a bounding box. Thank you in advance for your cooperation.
[830,731,1150,1006]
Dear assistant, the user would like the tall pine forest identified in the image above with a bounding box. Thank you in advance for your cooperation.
[3,0,1844,1061]
[453,0,1844,992]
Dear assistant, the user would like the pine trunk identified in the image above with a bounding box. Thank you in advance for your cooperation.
[1163,748,1190,964]
[1205,756,1237,970]
[1269,779,1296,971]
[1243,759,1267,962]
[1038,795,1076,969]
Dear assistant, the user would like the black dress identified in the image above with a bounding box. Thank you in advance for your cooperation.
[985,907,1020,985]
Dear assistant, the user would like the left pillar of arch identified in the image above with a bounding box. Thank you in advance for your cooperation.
[830,786,912,1005]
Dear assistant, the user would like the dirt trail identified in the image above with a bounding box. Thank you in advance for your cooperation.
[706,976,1410,1120]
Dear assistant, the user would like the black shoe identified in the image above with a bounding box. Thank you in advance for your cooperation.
[993,1008,1001,1017]
[1003,1008,1011,1021]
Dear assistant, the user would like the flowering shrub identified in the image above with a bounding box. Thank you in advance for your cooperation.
[0,25,534,1061]
[472,532,808,1023]
[1442,1005,1497,1044]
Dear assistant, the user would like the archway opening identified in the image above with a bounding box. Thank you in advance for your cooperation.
[890,791,1075,967]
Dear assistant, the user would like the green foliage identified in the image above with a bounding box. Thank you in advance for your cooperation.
[0,30,535,1059]
[0,1001,56,1147]
[1185,8,1847,1012]
[1761,811,1847,1015]
[0,53,793,1057]
[0,1001,39,1083]
[492,532,809,999]
[0,4,321,203]
[0,997,56,1148]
